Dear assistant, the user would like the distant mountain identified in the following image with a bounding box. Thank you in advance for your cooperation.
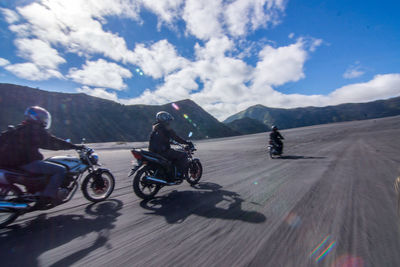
[0,83,238,143]
[224,97,400,131]
[226,117,269,135]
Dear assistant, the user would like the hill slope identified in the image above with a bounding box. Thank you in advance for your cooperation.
[0,83,238,142]
[226,117,269,134]
[224,97,400,130]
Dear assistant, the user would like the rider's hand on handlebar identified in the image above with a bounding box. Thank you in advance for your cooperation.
[187,141,194,149]
[74,144,86,150]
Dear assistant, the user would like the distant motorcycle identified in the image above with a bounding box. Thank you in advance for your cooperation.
[129,143,203,199]
[268,140,283,158]
[0,147,115,228]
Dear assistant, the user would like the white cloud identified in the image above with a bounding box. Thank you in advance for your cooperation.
[68,59,132,90]
[118,36,400,121]
[129,39,189,79]
[252,39,308,87]
[15,38,66,69]
[77,86,119,102]
[5,63,63,80]
[0,58,10,66]
[343,62,365,79]
[183,0,223,40]
[224,0,286,37]
[141,0,184,27]
[329,74,400,104]
[15,0,138,62]
[1,8,19,24]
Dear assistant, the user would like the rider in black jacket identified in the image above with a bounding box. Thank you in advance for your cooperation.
[149,111,193,180]
[270,125,284,153]
[0,106,83,207]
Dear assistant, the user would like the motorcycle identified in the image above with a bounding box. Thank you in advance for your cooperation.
[268,140,283,158]
[129,143,203,199]
[0,147,115,228]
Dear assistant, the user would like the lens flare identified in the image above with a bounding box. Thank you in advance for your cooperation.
[332,254,364,267]
[172,103,180,110]
[188,131,193,138]
[316,241,336,262]
[183,114,189,119]
[310,236,330,258]
[285,212,301,228]
[136,68,140,72]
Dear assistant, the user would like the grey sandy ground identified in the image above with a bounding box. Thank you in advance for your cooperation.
[1,116,400,267]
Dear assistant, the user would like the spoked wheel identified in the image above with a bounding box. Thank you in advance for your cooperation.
[186,159,203,185]
[82,170,115,202]
[0,184,22,228]
[133,167,161,200]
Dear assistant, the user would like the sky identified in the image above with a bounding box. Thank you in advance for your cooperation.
[0,0,399,121]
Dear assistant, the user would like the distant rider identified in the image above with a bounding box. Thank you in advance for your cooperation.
[148,111,193,181]
[0,106,84,208]
[270,125,284,154]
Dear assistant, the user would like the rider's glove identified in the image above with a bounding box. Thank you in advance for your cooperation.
[187,141,194,148]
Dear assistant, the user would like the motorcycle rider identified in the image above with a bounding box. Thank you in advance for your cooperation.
[269,125,284,154]
[0,106,84,208]
[148,111,193,181]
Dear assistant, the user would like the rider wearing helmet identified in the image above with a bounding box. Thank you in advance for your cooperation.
[149,111,193,181]
[270,125,284,153]
[0,106,84,208]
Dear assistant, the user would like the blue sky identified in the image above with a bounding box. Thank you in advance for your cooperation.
[0,0,399,120]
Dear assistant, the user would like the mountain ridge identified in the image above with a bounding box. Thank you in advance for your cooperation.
[224,96,400,132]
[0,83,239,143]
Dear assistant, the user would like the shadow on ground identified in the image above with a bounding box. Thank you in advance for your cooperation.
[140,182,266,224]
[0,199,123,267]
[277,155,326,160]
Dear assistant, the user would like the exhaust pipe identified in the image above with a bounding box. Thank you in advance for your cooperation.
[0,202,29,209]
[145,176,173,185]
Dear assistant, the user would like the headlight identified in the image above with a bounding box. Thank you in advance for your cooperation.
[89,153,99,165]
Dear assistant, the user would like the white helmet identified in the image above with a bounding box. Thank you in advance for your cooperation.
[156,111,174,123]
[24,106,52,129]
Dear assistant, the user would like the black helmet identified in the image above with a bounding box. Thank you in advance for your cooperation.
[271,125,278,131]
[24,106,51,129]
[156,111,174,123]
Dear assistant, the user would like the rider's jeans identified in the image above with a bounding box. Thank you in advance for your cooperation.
[21,160,66,199]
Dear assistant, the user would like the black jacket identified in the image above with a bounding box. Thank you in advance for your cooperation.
[0,121,76,167]
[149,122,187,153]
[270,131,284,143]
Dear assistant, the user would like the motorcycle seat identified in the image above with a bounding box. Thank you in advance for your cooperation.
[141,150,168,160]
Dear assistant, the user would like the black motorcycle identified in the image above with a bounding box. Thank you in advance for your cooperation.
[129,143,203,199]
[0,147,115,228]
[268,140,283,158]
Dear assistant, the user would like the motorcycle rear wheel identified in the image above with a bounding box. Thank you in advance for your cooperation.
[0,184,22,228]
[133,167,161,200]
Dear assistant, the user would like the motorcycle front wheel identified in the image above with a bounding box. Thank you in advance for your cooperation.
[0,184,22,228]
[81,170,115,202]
[133,166,161,200]
[186,159,203,185]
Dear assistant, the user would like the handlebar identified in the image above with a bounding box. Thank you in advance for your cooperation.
[172,141,196,152]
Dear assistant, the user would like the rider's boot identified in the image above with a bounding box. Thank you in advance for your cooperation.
[32,196,54,210]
